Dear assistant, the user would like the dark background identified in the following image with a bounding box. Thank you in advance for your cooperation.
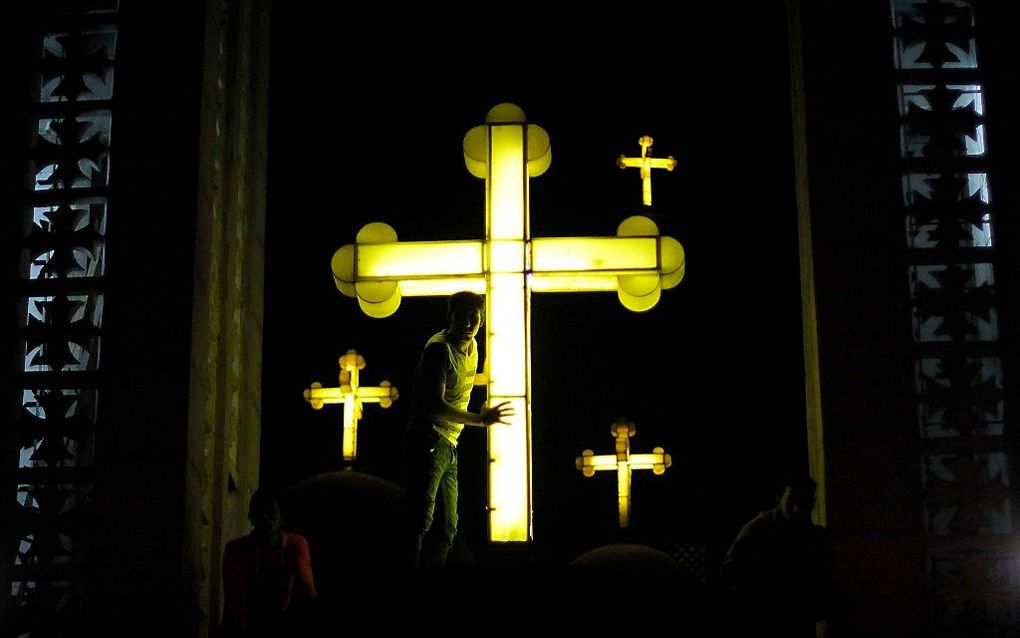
[262,5,806,568]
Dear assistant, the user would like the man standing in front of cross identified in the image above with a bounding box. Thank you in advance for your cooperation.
[405,291,514,568]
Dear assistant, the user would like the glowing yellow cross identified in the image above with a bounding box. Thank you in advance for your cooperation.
[302,349,399,463]
[576,418,671,528]
[616,135,677,207]
[331,103,684,542]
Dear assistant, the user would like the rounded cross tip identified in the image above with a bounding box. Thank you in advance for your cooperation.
[339,350,366,370]
[357,290,401,318]
[356,221,398,244]
[303,384,324,410]
[331,245,356,296]
[617,215,659,237]
[486,103,526,123]
[463,122,551,179]
[619,273,660,298]
[611,419,636,436]
[380,380,399,407]
[613,215,682,311]
[357,280,398,305]
[618,284,661,312]
[661,237,686,290]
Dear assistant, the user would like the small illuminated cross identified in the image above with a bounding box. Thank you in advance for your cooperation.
[616,135,677,207]
[302,349,399,464]
[576,418,671,528]
[330,104,685,542]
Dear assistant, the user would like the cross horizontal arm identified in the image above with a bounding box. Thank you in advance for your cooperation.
[335,234,683,297]
[304,386,396,404]
[334,216,682,316]
[627,452,672,470]
[400,278,487,296]
[617,157,644,169]
[348,236,666,280]
[529,275,618,293]
[355,240,483,279]
[531,235,682,294]
[333,238,486,303]
[616,156,676,170]
[531,236,659,273]
[578,453,623,472]
[576,452,671,472]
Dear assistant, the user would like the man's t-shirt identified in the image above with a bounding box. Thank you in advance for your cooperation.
[411,330,477,446]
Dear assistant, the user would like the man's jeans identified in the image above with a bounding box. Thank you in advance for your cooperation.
[406,427,458,568]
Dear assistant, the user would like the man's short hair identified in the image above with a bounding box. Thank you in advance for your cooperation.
[248,489,280,515]
[447,291,485,323]
[779,475,817,497]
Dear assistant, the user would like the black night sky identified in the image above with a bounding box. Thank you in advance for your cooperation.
[262,6,805,568]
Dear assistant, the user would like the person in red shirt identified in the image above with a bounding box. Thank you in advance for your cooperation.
[220,490,318,636]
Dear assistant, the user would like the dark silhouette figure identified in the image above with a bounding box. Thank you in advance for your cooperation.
[220,490,319,637]
[718,476,831,637]
[404,291,513,568]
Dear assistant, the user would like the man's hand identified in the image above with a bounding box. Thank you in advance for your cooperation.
[479,400,514,426]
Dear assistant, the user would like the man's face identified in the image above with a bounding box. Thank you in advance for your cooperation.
[251,499,282,538]
[448,307,482,349]
[779,485,815,524]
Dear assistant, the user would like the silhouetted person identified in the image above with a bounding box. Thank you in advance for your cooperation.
[221,490,318,637]
[719,476,831,637]
[404,291,513,567]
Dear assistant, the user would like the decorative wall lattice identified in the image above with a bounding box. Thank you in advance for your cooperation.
[892,1,1017,634]
[4,2,118,634]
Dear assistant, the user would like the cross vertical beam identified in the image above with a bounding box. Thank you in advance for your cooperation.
[485,121,532,540]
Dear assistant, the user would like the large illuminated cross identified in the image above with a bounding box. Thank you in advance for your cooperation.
[302,349,399,463]
[575,417,672,528]
[331,103,685,542]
